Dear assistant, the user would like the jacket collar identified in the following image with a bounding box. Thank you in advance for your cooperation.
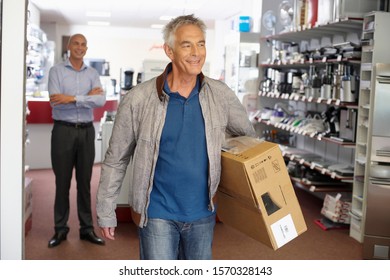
[156,62,205,101]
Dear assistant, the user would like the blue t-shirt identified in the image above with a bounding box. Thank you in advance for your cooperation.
[148,76,211,222]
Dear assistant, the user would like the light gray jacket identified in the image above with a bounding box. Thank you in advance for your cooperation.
[96,64,256,228]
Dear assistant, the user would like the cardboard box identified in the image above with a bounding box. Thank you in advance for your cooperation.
[217,137,307,250]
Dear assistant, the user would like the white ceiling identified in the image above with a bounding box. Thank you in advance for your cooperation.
[30,0,249,29]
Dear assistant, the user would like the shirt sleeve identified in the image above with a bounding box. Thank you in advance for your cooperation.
[48,66,61,95]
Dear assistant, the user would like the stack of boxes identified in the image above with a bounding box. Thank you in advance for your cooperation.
[321,193,351,224]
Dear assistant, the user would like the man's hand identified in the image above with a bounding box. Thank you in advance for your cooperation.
[100,227,116,240]
[50,94,75,105]
[88,87,104,96]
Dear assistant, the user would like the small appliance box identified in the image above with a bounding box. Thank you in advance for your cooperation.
[217,137,307,250]
[320,193,351,224]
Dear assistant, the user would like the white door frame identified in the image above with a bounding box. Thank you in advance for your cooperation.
[0,0,28,260]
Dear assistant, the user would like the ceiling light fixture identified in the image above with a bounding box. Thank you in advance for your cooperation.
[86,11,111,18]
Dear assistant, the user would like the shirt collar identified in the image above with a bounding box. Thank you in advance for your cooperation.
[65,58,88,71]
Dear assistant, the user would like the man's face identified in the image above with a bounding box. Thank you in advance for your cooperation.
[68,35,88,60]
[166,24,206,77]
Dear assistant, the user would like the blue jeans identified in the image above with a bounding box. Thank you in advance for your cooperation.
[138,213,216,260]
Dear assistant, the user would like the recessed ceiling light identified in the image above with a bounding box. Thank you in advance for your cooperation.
[86,11,111,18]
[87,21,110,26]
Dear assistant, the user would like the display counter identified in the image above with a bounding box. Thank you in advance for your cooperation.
[26,96,118,124]
[25,95,119,169]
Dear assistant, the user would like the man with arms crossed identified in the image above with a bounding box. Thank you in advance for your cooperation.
[48,34,106,248]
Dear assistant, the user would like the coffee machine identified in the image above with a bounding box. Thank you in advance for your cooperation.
[121,68,134,90]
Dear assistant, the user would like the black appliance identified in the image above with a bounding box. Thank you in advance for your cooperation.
[121,68,134,90]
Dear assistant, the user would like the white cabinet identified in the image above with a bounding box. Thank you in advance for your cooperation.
[224,32,260,104]
[351,11,390,243]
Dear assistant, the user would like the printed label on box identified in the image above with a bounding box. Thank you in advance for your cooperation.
[270,214,298,248]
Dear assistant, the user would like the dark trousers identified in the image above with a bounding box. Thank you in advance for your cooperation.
[51,122,95,234]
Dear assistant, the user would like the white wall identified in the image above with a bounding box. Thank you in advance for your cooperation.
[40,23,219,85]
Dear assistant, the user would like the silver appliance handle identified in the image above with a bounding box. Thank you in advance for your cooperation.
[369,180,390,189]
[377,76,390,84]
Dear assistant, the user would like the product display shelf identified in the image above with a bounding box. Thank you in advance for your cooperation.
[256,92,358,148]
[259,91,359,108]
[350,11,390,243]
[283,151,354,182]
[290,177,352,194]
[257,11,362,214]
[262,18,363,43]
[260,58,361,70]
[256,117,356,148]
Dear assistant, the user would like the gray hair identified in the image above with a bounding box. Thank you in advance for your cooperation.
[162,14,207,48]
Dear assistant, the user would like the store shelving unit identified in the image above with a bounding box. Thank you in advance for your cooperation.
[257,17,363,204]
[25,24,48,96]
[350,11,390,243]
